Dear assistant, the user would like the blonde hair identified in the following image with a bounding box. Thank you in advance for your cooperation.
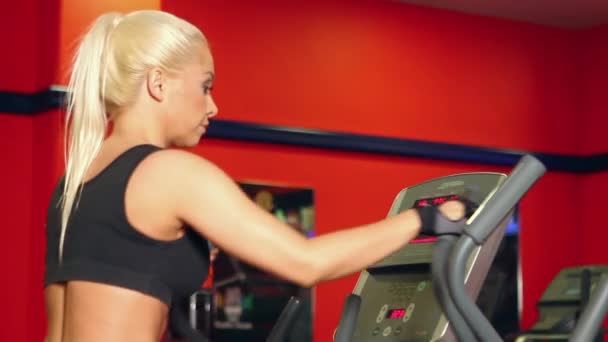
[60,10,206,261]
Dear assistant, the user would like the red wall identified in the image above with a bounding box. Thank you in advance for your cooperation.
[579,23,608,262]
[579,25,608,338]
[1,0,38,92]
[0,115,33,342]
[164,0,580,155]
[0,10,36,328]
[0,0,58,340]
[579,25,608,156]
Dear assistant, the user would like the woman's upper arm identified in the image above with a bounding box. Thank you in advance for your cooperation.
[152,150,317,286]
[44,284,65,342]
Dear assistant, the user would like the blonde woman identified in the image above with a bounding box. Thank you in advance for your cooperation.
[44,10,470,342]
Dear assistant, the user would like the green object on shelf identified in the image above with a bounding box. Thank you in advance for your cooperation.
[243,294,254,311]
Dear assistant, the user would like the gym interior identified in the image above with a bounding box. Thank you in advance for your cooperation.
[1,0,607,341]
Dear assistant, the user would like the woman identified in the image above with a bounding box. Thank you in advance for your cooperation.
[44,10,468,342]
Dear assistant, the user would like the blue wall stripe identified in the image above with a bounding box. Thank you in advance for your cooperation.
[1,87,605,173]
[205,120,599,173]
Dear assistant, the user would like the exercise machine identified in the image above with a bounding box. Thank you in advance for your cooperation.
[333,155,608,341]
[514,265,608,341]
[335,168,512,341]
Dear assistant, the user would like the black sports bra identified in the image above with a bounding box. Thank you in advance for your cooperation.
[44,144,210,341]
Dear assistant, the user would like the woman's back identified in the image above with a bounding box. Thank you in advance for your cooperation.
[45,281,168,342]
[44,143,210,342]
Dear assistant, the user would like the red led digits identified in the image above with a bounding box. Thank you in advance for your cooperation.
[415,195,460,208]
[433,197,447,205]
[387,308,407,319]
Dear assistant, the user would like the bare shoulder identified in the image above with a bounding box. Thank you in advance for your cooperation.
[131,148,242,218]
[119,146,246,245]
[128,148,228,195]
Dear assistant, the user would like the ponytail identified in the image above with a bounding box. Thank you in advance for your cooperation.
[59,10,207,262]
[60,12,123,262]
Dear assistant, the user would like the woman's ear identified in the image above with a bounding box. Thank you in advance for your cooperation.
[146,67,165,102]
